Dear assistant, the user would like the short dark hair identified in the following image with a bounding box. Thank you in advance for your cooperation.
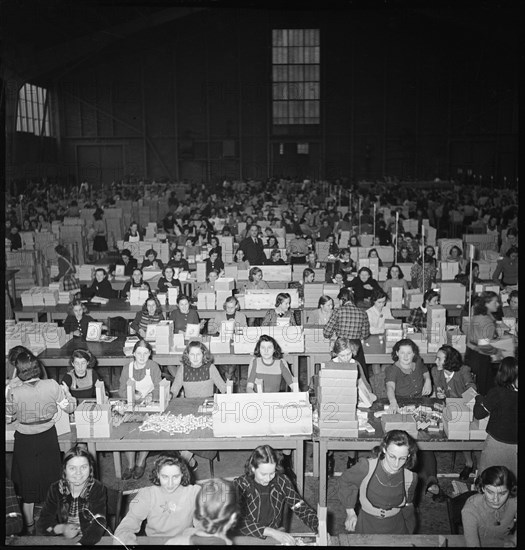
[495,356,518,388]
[370,288,388,305]
[506,246,518,257]
[302,268,315,280]
[437,345,462,372]
[337,287,353,304]
[244,445,282,477]
[275,292,291,308]
[391,338,421,362]
[253,335,283,359]
[331,337,359,358]
[145,248,157,258]
[150,452,191,487]
[373,429,418,470]
[472,291,499,315]
[422,289,440,308]
[177,293,190,305]
[475,465,517,497]
[69,349,97,370]
[121,248,132,258]
[61,445,96,484]
[387,264,405,280]
[15,352,43,381]
[357,266,373,279]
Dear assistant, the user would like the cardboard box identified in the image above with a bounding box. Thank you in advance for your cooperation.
[438,283,466,306]
[212,391,312,437]
[318,377,358,387]
[318,403,357,415]
[469,418,489,440]
[319,428,359,437]
[215,290,232,310]
[74,401,111,438]
[209,337,232,354]
[381,414,418,438]
[215,278,235,291]
[318,387,358,404]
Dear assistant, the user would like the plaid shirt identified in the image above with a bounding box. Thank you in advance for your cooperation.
[233,474,318,538]
[407,306,426,331]
[323,302,370,340]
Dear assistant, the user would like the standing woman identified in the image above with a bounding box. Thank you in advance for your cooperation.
[91,208,108,261]
[129,296,165,339]
[262,292,297,326]
[233,445,318,544]
[410,250,438,293]
[53,244,80,294]
[473,357,517,477]
[63,299,96,340]
[465,291,500,396]
[382,264,410,301]
[37,445,107,545]
[118,339,163,479]
[431,345,477,480]
[6,351,76,534]
[336,430,418,534]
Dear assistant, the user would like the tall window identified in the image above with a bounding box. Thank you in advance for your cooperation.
[272,29,320,125]
[16,83,51,136]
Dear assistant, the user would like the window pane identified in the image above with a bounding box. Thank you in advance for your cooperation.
[290,29,303,46]
[288,65,304,81]
[273,47,288,64]
[273,65,288,82]
[289,82,303,100]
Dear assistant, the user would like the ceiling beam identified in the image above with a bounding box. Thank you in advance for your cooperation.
[3,6,205,82]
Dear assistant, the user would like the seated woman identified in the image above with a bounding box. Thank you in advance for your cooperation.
[141,248,164,271]
[122,268,151,301]
[205,249,225,276]
[396,245,412,264]
[349,235,360,247]
[265,235,279,250]
[306,295,334,326]
[194,269,220,298]
[209,236,223,259]
[166,478,239,545]
[432,345,477,480]
[63,299,96,340]
[306,250,320,269]
[385,338,445,501]
[326,233,339,256]
[246,335,294,394]
[446,245,463,262]
[169,341,227,470]
[129,296,165,339]
[156,265,182,296]
[207,296,248,386]
[114,452,201,545]
[86,268,114,300]
[382,264,410,301]
[336,430,418,534]
[406,289,440,333]
[288,267,315,301]
[113,248,138,278]
[462,467,517,548]
[502,289,518,319]
[37,445,107,546]
[169,294,204,335]
[123,221,143,242]
[346,267,382,308]
[61,349,107,403]
[118,339,163,480]
[262,292,297,327]
[233,445,318,544]
[244,266,270,290]
[167,248,190,272]
[233,248,250,270]
[368,248,384,267]
[265,249,286,265]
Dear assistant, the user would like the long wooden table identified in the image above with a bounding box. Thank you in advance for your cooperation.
[315,398,485,506]
[84,398,308,495]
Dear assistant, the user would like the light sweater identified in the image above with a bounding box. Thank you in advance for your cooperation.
[462,493,516,547]
[114,484,201,544]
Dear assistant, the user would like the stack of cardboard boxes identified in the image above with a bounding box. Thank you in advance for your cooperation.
[317,361,359,437]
